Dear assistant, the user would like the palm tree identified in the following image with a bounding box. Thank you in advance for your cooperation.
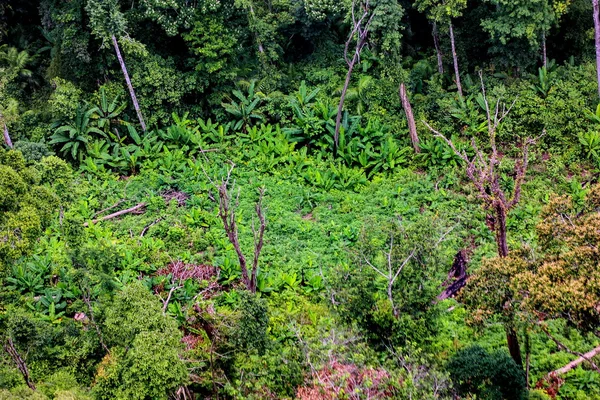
[0,45,34,85]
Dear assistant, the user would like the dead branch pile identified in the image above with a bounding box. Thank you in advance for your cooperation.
[161,189,190,207]
[157,261,219,282]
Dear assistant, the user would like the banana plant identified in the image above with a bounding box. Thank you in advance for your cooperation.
[584,104,600,125]
[90,87,127,134]
[222,80,264,130]
[533,67,553,98]
[50,105,103,162]
[291,80,320,109]
[578,131,600,161]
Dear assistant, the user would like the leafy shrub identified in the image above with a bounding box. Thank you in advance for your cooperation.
[14,141,53,163]
[448,345,527,400]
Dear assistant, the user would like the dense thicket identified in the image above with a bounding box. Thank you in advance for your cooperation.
[3,0,600,399]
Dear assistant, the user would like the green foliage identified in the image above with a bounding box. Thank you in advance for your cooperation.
[0,151,61,272]
[93,282,188,399]
[449,346,526,399]
[6,1,600,397]
[222,80,265,130]
[233,291,269,355]
[50,105,103,162]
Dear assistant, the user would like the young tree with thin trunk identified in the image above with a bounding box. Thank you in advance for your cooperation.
[334,0,376,149]
[424,72,540,367]
[415,0,467,98]
[432,22,444,74]
[86,0,147,131]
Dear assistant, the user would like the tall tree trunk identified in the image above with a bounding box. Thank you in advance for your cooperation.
[399,83,420,153]
[541,31,548,69]
[112,35,146,132]
[449,21,463,98]
[525,330,531,389]
[507,326,524,367]
[495,203,522,367]
[494,202,509,258]
[335,55,357,148]
[594,0,600,97]
[432,22,444,74]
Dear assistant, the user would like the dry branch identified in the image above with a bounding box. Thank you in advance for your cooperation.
[92,199,126,218]
[4,337,35,390]
[140,217,163,237]
[84,202,146,226]
[541,326,600,375]
[209,163,267,292]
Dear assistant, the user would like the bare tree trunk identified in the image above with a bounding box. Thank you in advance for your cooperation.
[507,326,523,367]
[335,58,357,148]
[112,35,146,132]
[399,83,420,153]
[525,331,531,389]
[1,111,13,148]
[4,338,35,390]
[594,0,600,97]
[2,122,12,148]
[432,22,444,74]
[542,31,548,69]
[448,21,463,98]
[542,326,600,375]
[494,202,509,258]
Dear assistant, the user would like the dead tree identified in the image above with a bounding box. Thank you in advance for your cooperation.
[112,35,146,132]
[362,223,453,318]
[4,337,35,390]
[334,0,376,149]
[399,83,420,153]
[211,163,266,293]
[424,72,540,367]
[363,233,416,318]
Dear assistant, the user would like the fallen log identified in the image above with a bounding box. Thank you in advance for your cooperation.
[84,202,146,227]
[547,342,600,376]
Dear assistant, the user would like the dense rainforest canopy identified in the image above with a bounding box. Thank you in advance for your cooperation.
[3,0,600,398]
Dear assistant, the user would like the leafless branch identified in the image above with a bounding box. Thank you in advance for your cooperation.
[4,337,35,390]
[206,163,266,292]
[541,325,600,375]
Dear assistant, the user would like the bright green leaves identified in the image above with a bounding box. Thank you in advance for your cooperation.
[93,282,188,399]
[0,150,63,273]
[183,15,240,79]
[415,0,468,23]
[86,0,128,44]
[50,105,103,162]
[481,0,555,48]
